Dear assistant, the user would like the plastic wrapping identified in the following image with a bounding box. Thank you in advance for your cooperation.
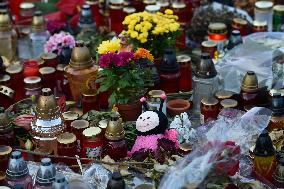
[216,32,284,93]
[159,107,272,189]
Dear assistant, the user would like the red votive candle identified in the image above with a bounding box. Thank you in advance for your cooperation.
[23,60,39,77]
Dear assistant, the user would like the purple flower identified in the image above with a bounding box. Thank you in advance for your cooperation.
[98,53,112,68]
[119,52,134,64]
[111,53,124,67]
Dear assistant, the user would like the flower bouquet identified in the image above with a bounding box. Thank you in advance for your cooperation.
[96,39,154,120]
[122,9,180,58]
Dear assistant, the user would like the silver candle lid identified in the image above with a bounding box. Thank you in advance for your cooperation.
[52,173,69,189]
[36,158,56,186]
[6,151,29,180]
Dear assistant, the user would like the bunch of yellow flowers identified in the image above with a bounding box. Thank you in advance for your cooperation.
[122,9,180,44]
[97,39,121,55]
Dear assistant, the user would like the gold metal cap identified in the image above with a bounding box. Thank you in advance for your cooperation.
[105,114,125,140]
[39,67,56,75]
[201,97,219,106]
[156,0,169,7]
[71,119,89,129]
[62,111,80,121]
[0,9,11,31]
[41,53,57,61]
[143,0,156,5]
[82,127,101,137]
[171,2,186,9]
[0,74,10,83]
[233,18,248,26]
[6,64,23,74]
[201,41,217,48]
[57,132,76,144]
[215,90,233,100]
[220,99,238,108]
[123,7,136,14]
[208,22,227,34]
[69,41,95,69]
[148,90,165,98]
[241,71,259,92]
[0,145,12,156]
[177,55,191,64]
[274,5,284,12]
[31,11,45,33]
[35,88,61,120]
[24,76,41,89]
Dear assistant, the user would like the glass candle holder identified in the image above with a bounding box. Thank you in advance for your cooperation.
[147,90,167,114]
[62,111,79,132]
[23,60,39,77]
[201,41,217,59]
[70,120,89,153]
[19,2,35,22]
[24,76,42,99]
[86,0,100,27]
[0,145,12,172]
[172,2,188,24]
[40,53,59,68]
[39,67,56,92]
[273,5,284,31]
[57,132,77,165]
[0,74,11,86]
[82,93,99,114]
[215,90,233,101]
[253,20,268,32]
[231,18,248,36]
[6,64,25,101]
[81,127,103,162]
[254,1,274,31]
[200,97,219,124]
[109,0,124,34]
[177,54,192,92]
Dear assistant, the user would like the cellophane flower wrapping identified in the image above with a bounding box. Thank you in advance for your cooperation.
[159,107,272,189]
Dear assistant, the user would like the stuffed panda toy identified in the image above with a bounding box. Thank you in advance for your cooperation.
[130,94,179,155]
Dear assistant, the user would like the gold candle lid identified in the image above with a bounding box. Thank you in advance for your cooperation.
[241,71,259,92]
[0,74,10,83]
[143,0,156,5]
[39,67,56,75]
[62,111,80,121]
[82,127,101,137]
[215,90,233,100]
[201,41,217,48]
[0,145,12,156]
[105,114,125,140]
[57,132,76,144]
[148,90,165,98]
[20,2,35,10]
[71,119,89,129]
[220,99,238,108]
[171,2,186,9]
[41,53,57,61]
[123,7,136,14]
[86,0,99,5]
[24,76,41,89]
[274,5,284,12]
[253,20,267,27]
[201,97,218,106]
[31,11,45,33]
[0,85,14,99]
[6,64,23,74]
[99,120,108,129]
[68,41,95,70]
[56,64,66,72]
[208,22,227,34]
[233,18,248,26]
[177,55,191,64]
[156,1,169,7]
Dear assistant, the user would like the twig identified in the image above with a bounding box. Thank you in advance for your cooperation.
[15,149,154,166]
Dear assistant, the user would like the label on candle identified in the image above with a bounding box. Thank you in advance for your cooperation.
[86,147,102,158]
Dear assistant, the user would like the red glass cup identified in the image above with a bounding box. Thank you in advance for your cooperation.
[6,64,25,101]
[23,60,39,77]
[177,55,192,92]
[57,132,77,165]
[201,41,217,59]
[40,53,59,68]
[160,72,181,94]
[0,145,12,172]
[39,67,56,92]
[70,120,89,153]
[62,111,80,132]
[109,0,124,34]
[82,94,99,114]
[200,97,219,124]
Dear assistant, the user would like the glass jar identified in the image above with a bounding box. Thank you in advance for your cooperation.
[78,4,96,31]
[109,0,124,34]
[17,26,32,61]
[231,18,248,36]
[273,5,284,31]
[200,97,219,124]
[40,53,59,68]
[23,60,40,77]
[0,9,17,62]
[6,64,25,101]
[6,151,33,189]
[62,111,80,132]
[253,20,268,32]
[39,67,56,92]
[227,30,243,50]
[81,127,103,160]
[0,145,12,172]
[207,22,227,57]
[267,93,284,131]
[172,2,188,24]
[86,0,100,27]
[64,42,99,103]
[57,132,77,165]
[220,99,238,110]
[29,11,50,59]
[82,93,99,114]
[19,2,35,22]
[201,41,217,59]
[177,55,192,92]
[254,1,274,31]
[70,120,89,152]
[159,49,180,94]
[147,90,167,114]
[24,76,42,99]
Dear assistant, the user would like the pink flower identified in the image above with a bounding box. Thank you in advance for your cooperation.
[160,93,166,100]
[119,52,134,64]
[111,53,124,67]
[140,97,147,102]
[44,32,75,55]
[98,53,112,68]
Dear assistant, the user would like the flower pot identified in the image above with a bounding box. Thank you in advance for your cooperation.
[166,99,190,117]
[117,102,142,121]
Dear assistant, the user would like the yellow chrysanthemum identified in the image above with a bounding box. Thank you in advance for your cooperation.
[130,31,139,38]
[165,9,173,15]
[97,39,121,54]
